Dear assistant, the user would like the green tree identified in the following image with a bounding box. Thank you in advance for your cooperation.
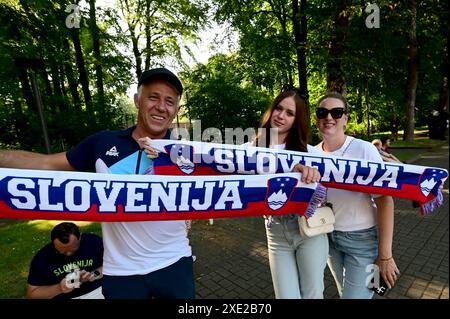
[118,0,208,80]
[182,54,271,139]
[403,0,418,141]
[0,0,133,151]
[214,0,307,92]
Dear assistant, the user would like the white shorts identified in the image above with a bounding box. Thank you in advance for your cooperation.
[72,286,104,299]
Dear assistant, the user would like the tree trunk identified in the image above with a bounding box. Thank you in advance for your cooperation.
[70,28,92,112]
[365,78,370,138]
[118,0,143,80]
[326,0,353,95]
[13,99,23,121]
[16,67,36,112]
[39,67,55,113]
[291,0,308,96]
[89,0,105,105]
[50,63,63,112]
[144,0,151,70]
[59,65,68,111]
[438,64,449,113]
[42,68,53,98]
[356,85,363,123]
[63,39,81,110]
[403,0,418,142]
[270,1,293,85]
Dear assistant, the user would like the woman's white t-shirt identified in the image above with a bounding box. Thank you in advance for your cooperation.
[315,136,383,232]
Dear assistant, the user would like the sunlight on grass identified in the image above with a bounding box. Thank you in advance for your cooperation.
[391,138,443,148]
[376,127,446,149]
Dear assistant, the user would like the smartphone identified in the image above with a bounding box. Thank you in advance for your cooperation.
[370,276,389,296]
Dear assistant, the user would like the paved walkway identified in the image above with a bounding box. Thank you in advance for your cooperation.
[189,143,449,299]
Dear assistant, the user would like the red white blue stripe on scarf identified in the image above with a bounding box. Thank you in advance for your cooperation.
[0,168,324,222]
[149,140,448,215]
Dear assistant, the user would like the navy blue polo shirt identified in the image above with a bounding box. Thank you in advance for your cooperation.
[27,233,103,299]
[66,126,171,175]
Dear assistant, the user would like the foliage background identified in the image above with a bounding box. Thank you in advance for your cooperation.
[0,0,447,151]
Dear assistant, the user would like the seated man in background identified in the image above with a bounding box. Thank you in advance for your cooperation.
[26,222,104,299]
[372,139,402,163]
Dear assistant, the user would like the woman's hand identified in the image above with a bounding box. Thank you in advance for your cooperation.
[376,257,400,289]
[292,164,321,184]
[137,137,159,159]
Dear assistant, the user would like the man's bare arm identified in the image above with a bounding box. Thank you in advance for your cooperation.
[0,151,74,171]
[26,277,75,299]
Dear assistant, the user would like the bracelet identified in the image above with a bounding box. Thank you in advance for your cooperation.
[379,257,393,261]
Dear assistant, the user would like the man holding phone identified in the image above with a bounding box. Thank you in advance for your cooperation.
[26,222,104,299]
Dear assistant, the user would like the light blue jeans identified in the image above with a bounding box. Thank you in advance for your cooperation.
[327,226,378,299]
[265,215,329,299]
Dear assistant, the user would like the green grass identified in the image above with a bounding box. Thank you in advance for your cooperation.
[371,128,447,162]
[390,137,446,163]
[0,220,101,299]
[390,149,419,163]
[390,137,444,148]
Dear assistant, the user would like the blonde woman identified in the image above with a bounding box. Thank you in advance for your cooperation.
[315,92,400,299]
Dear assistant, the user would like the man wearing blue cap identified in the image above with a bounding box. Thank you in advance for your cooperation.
[0,68,195,299]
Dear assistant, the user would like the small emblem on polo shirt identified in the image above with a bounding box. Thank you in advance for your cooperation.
[106,146,119,156]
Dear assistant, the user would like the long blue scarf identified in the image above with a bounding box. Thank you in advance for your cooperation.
[0,140,446,222]
[150,140,448,215]
[0,168,324,221]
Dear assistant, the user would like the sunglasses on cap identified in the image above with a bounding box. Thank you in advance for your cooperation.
[315,107,346,119]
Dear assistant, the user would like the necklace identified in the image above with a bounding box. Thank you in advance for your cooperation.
[338,137,354,157]
[322,135,348,153]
